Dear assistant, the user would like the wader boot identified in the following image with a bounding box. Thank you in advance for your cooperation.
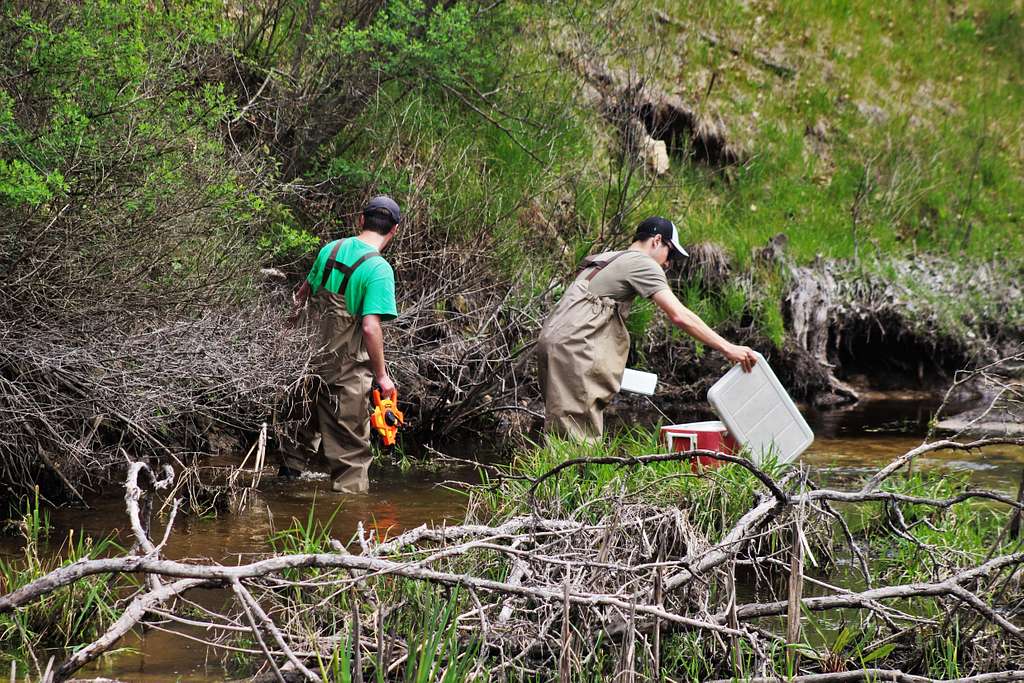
[536,253,631,443]
[282,241,380,493]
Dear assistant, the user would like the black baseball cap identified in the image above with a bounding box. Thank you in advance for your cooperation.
[363,195,401,224]
[635,216,688,258]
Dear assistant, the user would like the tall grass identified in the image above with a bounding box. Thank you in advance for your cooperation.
[294,0,1022,354]
[0,490,122,674]
[477,427,787,539]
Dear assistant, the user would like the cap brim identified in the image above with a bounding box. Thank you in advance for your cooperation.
[669,223,689,258]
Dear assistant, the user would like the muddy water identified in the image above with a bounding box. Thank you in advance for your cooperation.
[6,396,1024,681]
[801,395,1024,492]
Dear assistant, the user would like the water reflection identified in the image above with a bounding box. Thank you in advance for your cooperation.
[801,397,1024,492]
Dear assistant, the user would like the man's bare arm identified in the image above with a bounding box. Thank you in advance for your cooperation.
[651,289,757,372]
[361,314,395,397]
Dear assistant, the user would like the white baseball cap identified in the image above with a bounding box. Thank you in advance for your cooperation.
[636,216,688,258]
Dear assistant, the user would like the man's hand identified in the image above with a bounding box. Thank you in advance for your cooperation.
[286,281,311,328]
[723,344,758,372]
[375,374,397,400]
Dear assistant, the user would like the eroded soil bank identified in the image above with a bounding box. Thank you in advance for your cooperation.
[644,249,1024,414]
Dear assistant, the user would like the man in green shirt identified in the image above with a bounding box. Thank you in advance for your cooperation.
[282,196,400,493]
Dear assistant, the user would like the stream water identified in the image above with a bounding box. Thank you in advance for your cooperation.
[4,395,1023,681]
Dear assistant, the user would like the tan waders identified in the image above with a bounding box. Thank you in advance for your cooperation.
[282,241,380,493]
[536,253,631,442]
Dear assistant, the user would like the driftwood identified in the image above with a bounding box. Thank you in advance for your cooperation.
[932,352,1024,439]
[5,437,1024,681]
[0,303,312,505]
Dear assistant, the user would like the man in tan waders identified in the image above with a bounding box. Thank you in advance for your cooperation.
[537,216,758,443]
[281,196,401,493]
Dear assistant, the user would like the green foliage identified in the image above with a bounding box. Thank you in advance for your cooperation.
[545,0,1024,266]
[625,297,656,348]
[269,498,341,555]
[0,490,123,672]
[750,268,788,348]
[788,613,897,674]
[673,279,752,354]
[258,204,320,259]
[482,428,783,536]
[310,588,479,683]
[403,589,480,683]
[0,158,66,206]
[1,0,274,316]
[661,631,718,681]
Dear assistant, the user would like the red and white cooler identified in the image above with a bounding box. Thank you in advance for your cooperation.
[660,421,738,470]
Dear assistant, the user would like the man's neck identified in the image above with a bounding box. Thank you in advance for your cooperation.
[628,240,655,258]
[355,231,387,250]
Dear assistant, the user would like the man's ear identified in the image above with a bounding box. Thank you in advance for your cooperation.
[358,214,365,228]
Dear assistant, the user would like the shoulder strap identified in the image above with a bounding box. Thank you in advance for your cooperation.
[338,251,382,294]
[578,250,628,282]
[319,239,346,291]
[320,239,382,294]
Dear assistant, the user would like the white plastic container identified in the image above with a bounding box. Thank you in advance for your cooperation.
[707,352,813,465]
[620,368,658,395]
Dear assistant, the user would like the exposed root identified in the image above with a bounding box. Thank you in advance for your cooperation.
[782,253,1022,405]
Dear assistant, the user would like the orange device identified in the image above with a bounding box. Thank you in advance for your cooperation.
[370,389,404,448]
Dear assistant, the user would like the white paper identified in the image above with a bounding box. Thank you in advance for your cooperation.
[620,368,658,395]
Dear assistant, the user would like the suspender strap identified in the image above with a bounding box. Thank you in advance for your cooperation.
[320,239,345,291]
[319,239,382,294]
[579,250,627,281]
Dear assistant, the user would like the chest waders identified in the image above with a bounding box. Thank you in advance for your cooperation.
[536,252,631,443]
[283,239,382,493]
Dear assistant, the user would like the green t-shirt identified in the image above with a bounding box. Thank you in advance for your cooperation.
[306,238,398,320]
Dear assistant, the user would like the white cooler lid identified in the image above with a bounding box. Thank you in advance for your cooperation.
[707,352,813,465]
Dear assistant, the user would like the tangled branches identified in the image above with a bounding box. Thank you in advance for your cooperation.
[386,243,546,441]
[0,300,311,505]
[5,437,1024,681]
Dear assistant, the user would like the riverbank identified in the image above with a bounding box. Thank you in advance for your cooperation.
[3,395,1024,681]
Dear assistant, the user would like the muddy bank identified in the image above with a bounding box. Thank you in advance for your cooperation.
[634,245,1024,414]
[4,240,1020,515]
[783,254,1023,404]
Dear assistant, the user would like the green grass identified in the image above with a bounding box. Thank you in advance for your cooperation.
[469,433,1024,679]
[600,0,1022,262]
[862,471,1016,584]
[278,0,1023,348]
[0,490,124,674]
[478,427,786,538]
[228,435,1024,681]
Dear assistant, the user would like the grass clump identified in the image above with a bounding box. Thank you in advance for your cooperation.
[0,491,123,675]
[479,428,780,537]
